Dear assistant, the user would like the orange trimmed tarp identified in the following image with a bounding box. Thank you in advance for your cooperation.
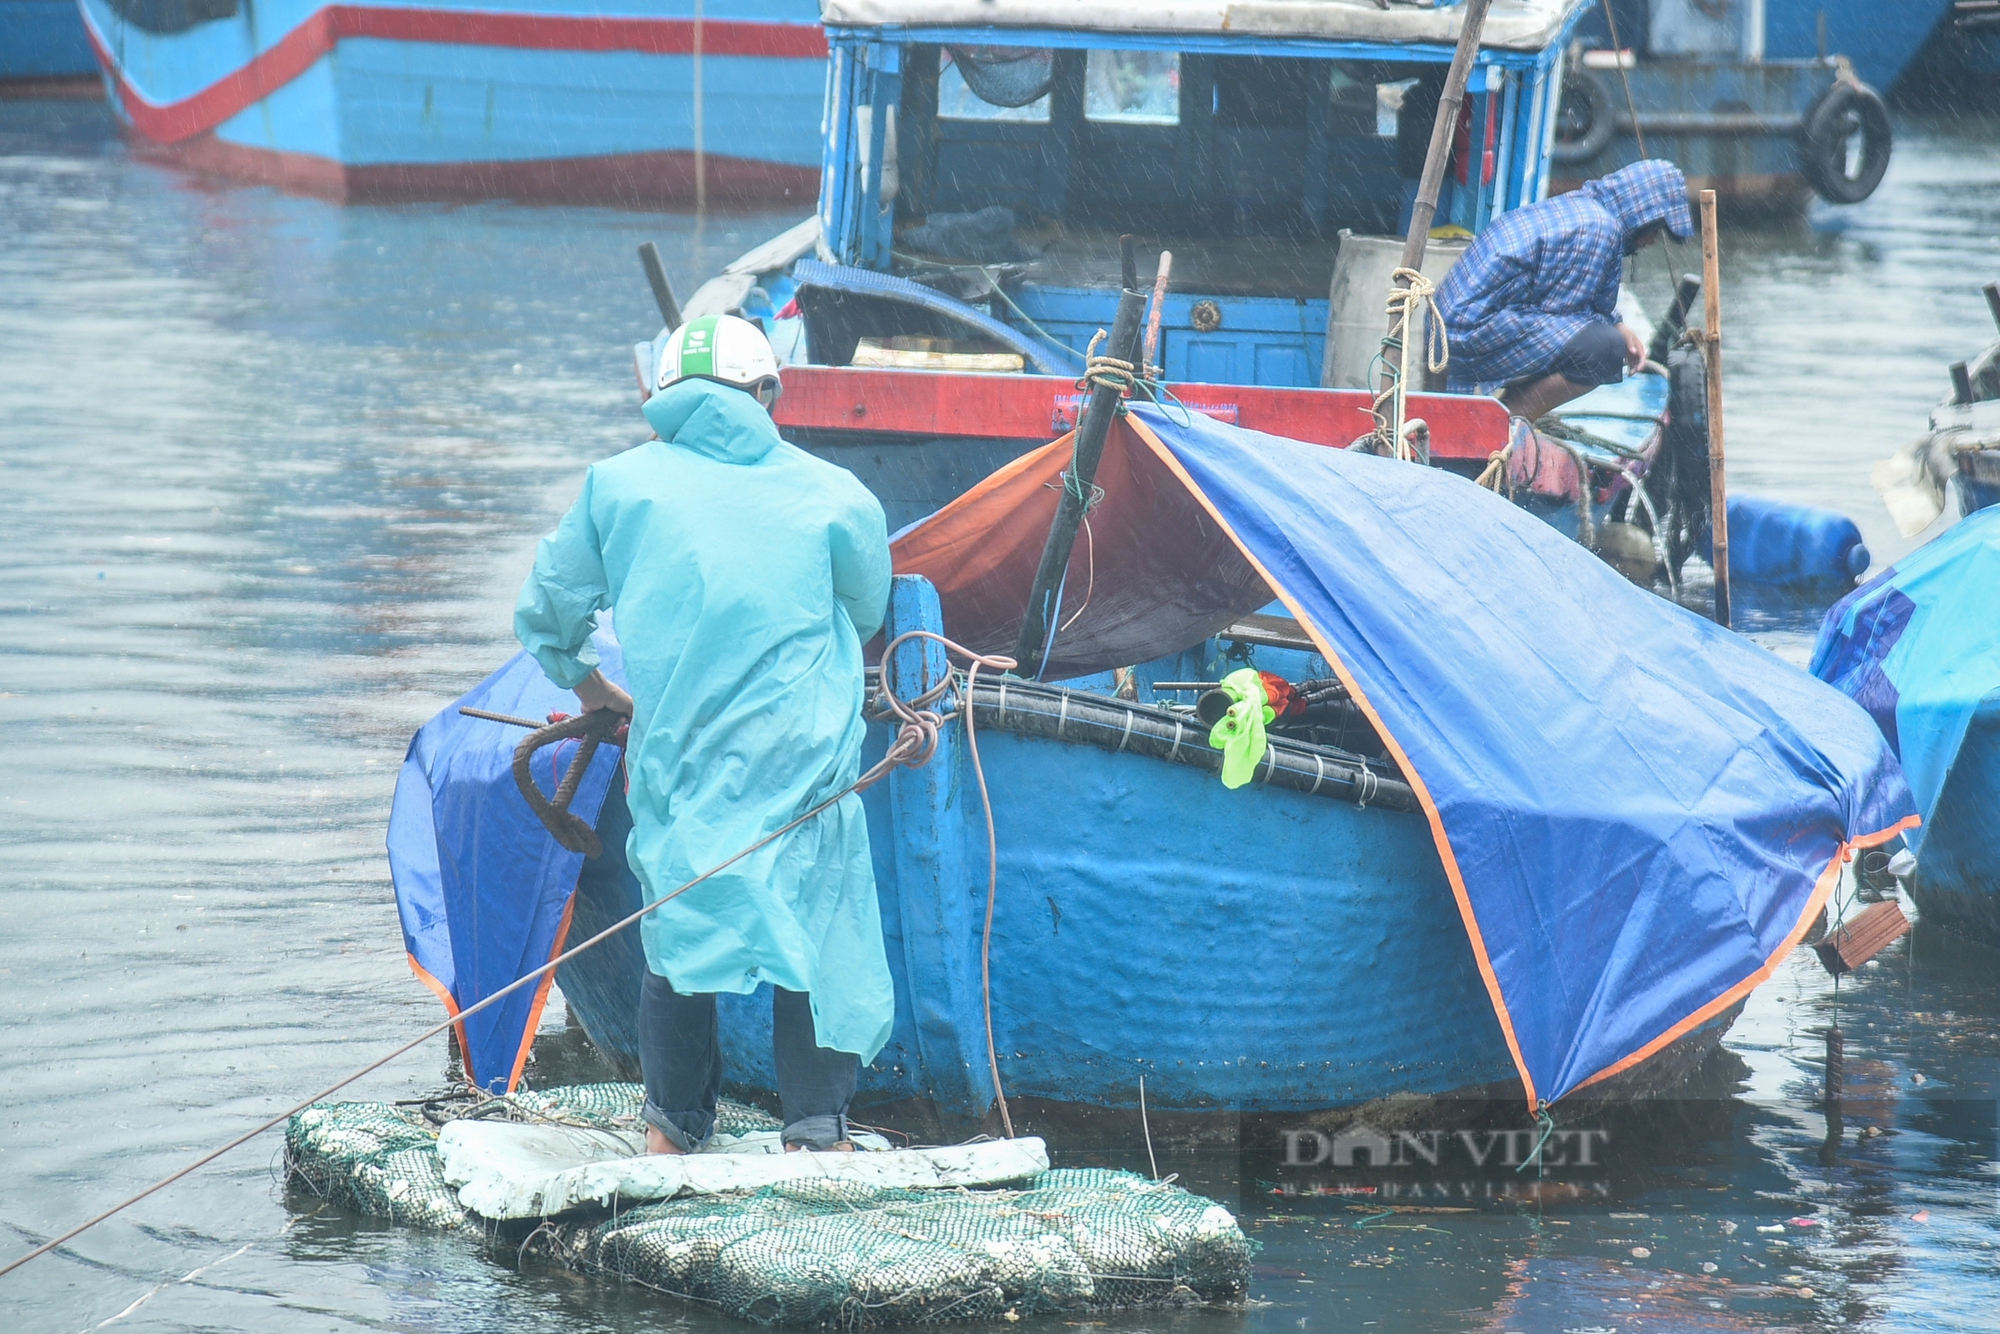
[891,404,1916,1106]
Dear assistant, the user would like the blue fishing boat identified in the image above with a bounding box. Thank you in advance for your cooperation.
[385,0,1912,1128]
[76,0,826,202]
[1817,291,2000,949]
[1559,0,1895,210]
[392,415,1911,1124]
[1812,505,2000,949]
[1,0,98,85]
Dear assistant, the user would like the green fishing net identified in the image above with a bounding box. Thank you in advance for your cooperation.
[553,1168,1250,1327]
[285,1085,1249,1328]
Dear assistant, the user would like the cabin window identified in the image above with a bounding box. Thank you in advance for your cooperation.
[1084,51,1180,125]
[938,47,1052,123]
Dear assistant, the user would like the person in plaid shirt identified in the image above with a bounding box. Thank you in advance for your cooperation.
[1436,160,1694,421]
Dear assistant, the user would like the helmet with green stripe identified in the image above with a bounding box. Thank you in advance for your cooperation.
[655,314,782,408]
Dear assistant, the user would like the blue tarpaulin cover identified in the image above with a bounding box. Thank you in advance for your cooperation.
[388,630,628,1091]
[387,404,1916,1106]
[1114,406,1914,1104]
[1810,505,2000,850]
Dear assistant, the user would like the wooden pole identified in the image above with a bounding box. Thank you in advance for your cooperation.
[693,0,706,214]
[1699,189,1731,628]
[1012,278,1148,676]
[637,242,683,330]
[1397,0,1493,279]
[1144,250,1173,373]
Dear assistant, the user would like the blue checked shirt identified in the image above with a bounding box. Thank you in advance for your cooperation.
[1437,160,1694,391]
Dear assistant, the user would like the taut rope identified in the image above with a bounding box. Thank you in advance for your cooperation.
[0,632,1012,1281]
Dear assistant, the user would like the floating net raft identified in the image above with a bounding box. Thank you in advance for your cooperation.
[285,1082,1251,1328]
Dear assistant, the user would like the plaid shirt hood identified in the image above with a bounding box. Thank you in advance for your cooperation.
[1436,160,1690,389]
[1580,160,1695,249]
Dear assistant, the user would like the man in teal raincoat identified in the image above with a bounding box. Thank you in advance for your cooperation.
[515,314,893,1153]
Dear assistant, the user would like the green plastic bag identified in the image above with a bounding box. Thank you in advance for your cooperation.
[1207,668,1274,789]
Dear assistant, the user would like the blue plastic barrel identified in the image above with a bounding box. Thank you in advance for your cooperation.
[1723,496,1870,584]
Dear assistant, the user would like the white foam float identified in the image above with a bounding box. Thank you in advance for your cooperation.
[436,1120,1051,1220]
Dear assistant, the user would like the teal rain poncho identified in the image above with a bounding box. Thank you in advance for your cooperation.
[514,378,895,1060]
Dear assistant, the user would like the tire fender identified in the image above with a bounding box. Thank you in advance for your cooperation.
[1799,80,1892,206]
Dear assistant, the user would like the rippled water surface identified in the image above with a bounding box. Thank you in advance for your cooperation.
[2,97,1995,1334]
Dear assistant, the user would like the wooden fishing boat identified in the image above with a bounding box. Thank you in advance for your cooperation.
[393,399,1911,1132]
[76,0,826,203]
[1822,297,2000,948]
[384,1,1915,1132]
[1556,1,1895,210]
[641,0,1745,596]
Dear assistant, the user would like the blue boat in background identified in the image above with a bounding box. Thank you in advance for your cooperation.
[1,0,98,84]
[1813,505,2000,949]
[75,0,827,203]
[1559,0,1900,210]
[1821,283,2000,949]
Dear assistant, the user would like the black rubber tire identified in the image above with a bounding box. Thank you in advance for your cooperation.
[1551,68,1617,165]
[1653,347,1713,582]
[1799,81,1892,205]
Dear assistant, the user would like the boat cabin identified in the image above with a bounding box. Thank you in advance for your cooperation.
[793,0,1592,387]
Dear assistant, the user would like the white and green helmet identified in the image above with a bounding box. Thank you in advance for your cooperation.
[655,314,781,399]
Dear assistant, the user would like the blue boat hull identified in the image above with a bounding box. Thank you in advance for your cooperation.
[77,0,826,203]
[1,0,98,81]
[1908,693,2000,947]
[552,580,1744,1122]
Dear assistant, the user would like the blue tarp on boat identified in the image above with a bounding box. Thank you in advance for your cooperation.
[1810,505,2000,851]
[388,631,629,1091]
[388,405,1915,1105]
[1117,405,1914,1104]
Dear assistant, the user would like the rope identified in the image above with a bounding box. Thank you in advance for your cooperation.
[1370,269,1449,461]
[880,636,1024,1136]
[0,632,1014,1281]
[1513,1101,1557,1176]
[1079,329,1139,398]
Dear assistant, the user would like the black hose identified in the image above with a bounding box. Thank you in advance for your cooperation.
[901,677,1417,812]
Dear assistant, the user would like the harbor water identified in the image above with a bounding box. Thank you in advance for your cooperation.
[2,96,1996,1332]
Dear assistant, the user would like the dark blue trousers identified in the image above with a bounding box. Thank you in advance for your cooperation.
[637,972,858,1151]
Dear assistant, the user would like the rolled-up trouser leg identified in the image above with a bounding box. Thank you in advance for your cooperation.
[637,971,721,1152]
[772,987,859,1149]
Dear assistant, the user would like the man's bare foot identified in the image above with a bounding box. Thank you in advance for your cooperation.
[646,1125,687,1155]
[784,1141,856,1153]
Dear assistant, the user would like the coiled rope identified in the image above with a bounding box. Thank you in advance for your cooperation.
[0,631,1014,1281]
[1371,269,1449,461]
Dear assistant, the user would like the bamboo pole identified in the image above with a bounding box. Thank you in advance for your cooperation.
[693,0,706,214]
[1699,189,1731,628]
[1394,0,1493,281]
[1321,2,1491,389]
[1012,269,1148,676]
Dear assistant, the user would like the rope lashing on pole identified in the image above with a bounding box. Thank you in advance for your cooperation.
[1370,268,1449,460]
[0,631,1015,1283]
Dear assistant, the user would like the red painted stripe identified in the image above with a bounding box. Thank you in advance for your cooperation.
[85,6,827,145]
[773,366,1514,459]
[139,129,819,203]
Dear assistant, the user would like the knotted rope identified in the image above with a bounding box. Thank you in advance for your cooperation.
[1079,328,1140,398]
[1370,268,1449,461]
